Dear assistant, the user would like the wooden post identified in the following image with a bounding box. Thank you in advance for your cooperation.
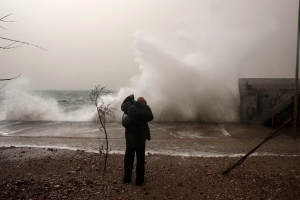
[293,0,300,139]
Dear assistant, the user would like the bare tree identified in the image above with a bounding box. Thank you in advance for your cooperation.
[1,14,45,89]
[0,74,20,80]
[90,85,115,173]
[0,14,46,50]
[0,74,21,89]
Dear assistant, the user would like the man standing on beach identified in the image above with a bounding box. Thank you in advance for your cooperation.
[121,94,154,185]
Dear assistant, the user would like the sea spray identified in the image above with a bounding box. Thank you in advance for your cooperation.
[111,32,240,123]
[0,86,95,121]
[1,1,297,123]
[112,1,297,122]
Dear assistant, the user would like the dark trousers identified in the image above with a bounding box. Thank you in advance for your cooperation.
[124,132,146,184]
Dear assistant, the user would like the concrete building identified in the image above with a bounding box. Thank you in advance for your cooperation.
[238,78,299,126]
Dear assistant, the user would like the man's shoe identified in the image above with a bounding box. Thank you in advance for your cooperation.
[123,178,132,184]
[135,181,144,186]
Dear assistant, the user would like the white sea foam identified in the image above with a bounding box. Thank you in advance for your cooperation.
[1,128,31,136]
[0,130,9,136]
[2,145,299,158]
[0,88,95,122]
[176,131,216,139]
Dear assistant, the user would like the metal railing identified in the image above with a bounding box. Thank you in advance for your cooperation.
[271,90,300,129]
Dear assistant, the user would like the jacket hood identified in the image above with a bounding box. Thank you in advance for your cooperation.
[134,101,145,107]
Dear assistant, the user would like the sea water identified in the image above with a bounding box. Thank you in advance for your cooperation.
[0,90,298,157]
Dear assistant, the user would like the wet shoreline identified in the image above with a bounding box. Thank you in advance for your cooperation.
[1,122,299,157]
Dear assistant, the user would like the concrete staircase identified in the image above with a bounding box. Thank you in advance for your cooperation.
[264,102,295,127]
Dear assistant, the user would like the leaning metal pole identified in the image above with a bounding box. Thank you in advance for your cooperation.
[222,118,291,175]
[293,1,300,139]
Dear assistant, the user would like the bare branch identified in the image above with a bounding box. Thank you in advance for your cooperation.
[0,14,15,22]
[0,14,11,20]
[1,42,25,49]
[0,37,47,51]
[0,14,44,51]
[5,43,25,49]
[4,41,17,48]
[0,25,7,30]
[0,84,7,90]
[0,74,21,81]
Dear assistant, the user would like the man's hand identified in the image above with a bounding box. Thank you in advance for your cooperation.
[129,94,134,99]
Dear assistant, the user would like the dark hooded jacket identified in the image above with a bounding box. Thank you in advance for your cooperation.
[121,96,154,140]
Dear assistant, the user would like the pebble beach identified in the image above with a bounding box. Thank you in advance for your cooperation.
[1,147,300,199]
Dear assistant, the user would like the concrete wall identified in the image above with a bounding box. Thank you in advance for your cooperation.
[238,78,299,124]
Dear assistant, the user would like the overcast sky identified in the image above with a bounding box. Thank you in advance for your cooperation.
[1,0,299,90]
